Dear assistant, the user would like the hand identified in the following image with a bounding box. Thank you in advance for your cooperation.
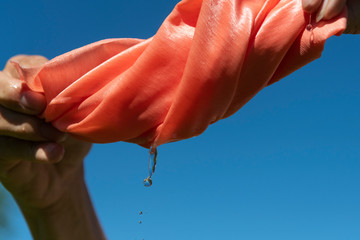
[302,0,360,34]
[0,55,91,209]
[0,56,104,239]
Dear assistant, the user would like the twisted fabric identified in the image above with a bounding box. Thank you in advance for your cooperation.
[14,0,346,148]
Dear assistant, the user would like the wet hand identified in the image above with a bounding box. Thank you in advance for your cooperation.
[302,0,360,34]
[0,55,92,209]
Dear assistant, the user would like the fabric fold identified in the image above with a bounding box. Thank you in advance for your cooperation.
[14,0,347,148]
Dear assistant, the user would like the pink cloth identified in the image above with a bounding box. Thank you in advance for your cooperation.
[15,0,347,148]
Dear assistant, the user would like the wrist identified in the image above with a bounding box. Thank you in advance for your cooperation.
[17,178,106,240]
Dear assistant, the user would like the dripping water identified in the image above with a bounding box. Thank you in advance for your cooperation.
[306,13,315,44]
[306,23,313,31]
[306,14,313,32]
[143,146,157,187]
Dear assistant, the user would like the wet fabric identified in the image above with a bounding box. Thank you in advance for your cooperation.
[14,0,347,148]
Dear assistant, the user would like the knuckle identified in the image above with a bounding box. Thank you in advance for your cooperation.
[15,121,37,136]
[3,56,24,79]
[0,73,23,106]
[6,55,28,64]
[3,55,47,80]
[7,55,48,68]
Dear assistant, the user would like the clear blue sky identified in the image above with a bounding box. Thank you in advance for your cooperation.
[1,0,360,239]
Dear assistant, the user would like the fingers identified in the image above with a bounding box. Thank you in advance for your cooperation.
[0,136,64,163]
[316,0,346,22]
[0,71,46,115]
[302,0,360,34]
[0,73,66,142]
[3,55,48,79]
[0,55,67,164]
[302,0,347,22]
[0,54,48,115]
[302,0,323,13]
[0,105,66,142]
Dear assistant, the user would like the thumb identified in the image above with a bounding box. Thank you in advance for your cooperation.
[3,55,48,79]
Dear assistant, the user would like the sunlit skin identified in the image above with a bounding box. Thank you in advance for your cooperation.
[0,1,358,239]
[0,57,88,208]
[0,55,105,239]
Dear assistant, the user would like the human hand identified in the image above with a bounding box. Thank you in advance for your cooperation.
[0,56,105,239]
[302,0,360,34]
[0,55,92,209]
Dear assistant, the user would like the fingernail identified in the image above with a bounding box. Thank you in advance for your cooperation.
[20,91,46,114]
[35,143,64,163]
[316,0,328,22]
[316,11,324,22]
[40,124,68,142]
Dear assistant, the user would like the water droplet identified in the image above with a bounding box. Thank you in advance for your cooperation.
[306,13,313,32]
[306,24,312,31]
[143,146,157,187]
[143,177,152,187]
[148,146,157,178]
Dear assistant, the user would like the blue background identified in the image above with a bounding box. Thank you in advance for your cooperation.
[0,0,359,239]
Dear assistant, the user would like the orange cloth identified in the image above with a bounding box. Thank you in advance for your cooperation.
[14,0,346,148]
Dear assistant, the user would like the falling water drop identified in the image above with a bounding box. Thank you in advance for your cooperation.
[143,146,157,187]
[306,24,312,31]
[306,13,313,32]
[143,177,152,187]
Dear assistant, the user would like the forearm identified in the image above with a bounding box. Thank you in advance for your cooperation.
[16,179,106,240]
